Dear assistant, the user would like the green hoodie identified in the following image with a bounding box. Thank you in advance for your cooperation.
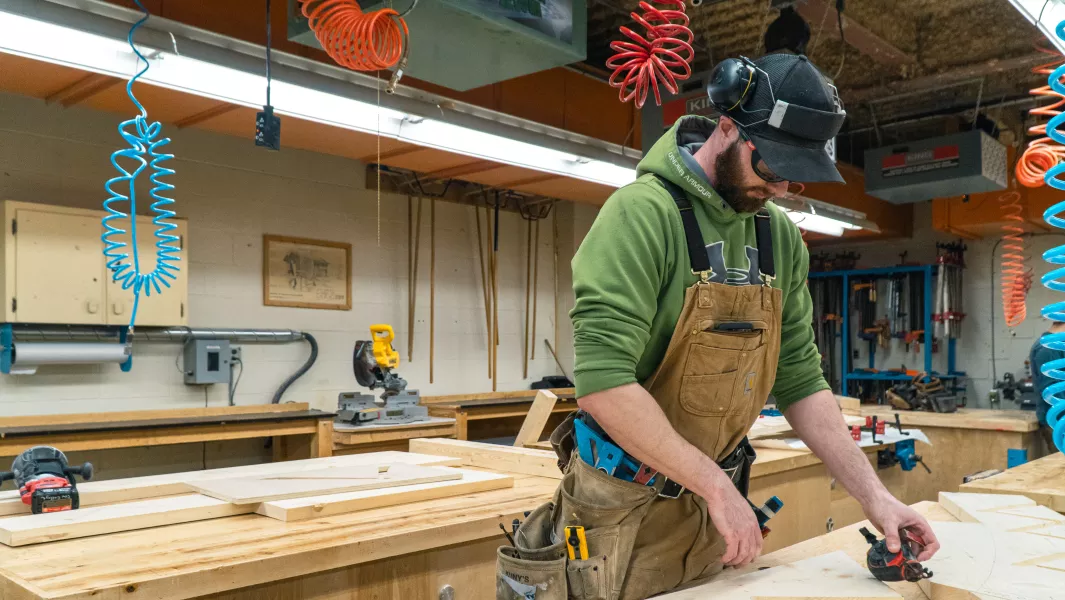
[570,115,828,411]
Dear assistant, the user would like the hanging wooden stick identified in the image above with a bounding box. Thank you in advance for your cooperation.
[430,197,436,384]
[475,206,492,379]
[552,206,559,354]
[523,219,533,380]
[408,197,423,363]
[492,202,500,391]
[531,218,540,361]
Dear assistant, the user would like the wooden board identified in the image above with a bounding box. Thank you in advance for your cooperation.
[0,451,462,516]
[861,406,1039,432]
[258,468,514,521]
[939,492,1065,531]
[408,438,562,479]
[748,414,865,440]
[0,403,310,428]
[419,388,575,405]
[0,494,250,547]
[836,395,862,416]
[187,464,462,504]
[657,551,901,600]
[961,453,1065,512]
[514,390,558,447]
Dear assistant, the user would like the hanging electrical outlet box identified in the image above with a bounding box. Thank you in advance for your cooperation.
[863,130,1008,204]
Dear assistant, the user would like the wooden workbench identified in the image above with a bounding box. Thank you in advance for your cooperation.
[332,417,457,454]
[960,451,1065,511]
[861,405,1044,504]
[424,391,578,441]
[0,404,335,462]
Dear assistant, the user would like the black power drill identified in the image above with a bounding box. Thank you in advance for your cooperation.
[860,526,933,582]
[0,446,93,514]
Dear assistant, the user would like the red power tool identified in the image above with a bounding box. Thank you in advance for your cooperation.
[860,526,933,582]
[0,446,93,514]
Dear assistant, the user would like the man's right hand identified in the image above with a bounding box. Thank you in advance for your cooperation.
[703,471,763,567]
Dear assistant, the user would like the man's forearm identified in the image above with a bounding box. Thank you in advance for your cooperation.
[784,389,890,507]
[578,382,735,498]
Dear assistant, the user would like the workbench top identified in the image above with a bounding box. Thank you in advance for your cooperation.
[0,470,557,600]
[420,388,576,408]
[861,405,1039,432]
[333,416,456,432]
[961,452,1065,511]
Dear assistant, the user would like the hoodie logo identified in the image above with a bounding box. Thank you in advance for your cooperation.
[704,242,762,285]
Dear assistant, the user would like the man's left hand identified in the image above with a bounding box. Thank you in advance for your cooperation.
[862,492,941,561]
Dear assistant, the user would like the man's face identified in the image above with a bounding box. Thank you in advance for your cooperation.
[714,137,790,214]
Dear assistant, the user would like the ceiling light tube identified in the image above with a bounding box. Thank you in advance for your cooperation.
[0,9,637,189]
[1007,0,1065,56]
[784,210,848,236]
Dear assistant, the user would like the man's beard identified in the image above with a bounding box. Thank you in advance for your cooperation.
[714,141,772,214]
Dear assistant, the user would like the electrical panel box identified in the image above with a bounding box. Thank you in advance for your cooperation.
[183,339,231,385]
[863,130,1008,203]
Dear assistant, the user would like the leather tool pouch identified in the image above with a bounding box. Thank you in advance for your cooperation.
[497,502,569,600]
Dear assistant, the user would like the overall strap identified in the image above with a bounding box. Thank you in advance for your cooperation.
[656,176,776,286]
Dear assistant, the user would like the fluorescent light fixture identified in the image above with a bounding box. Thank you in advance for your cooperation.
[783,210,849,236]
[1007,0,1065,55]
[0,10,637,189]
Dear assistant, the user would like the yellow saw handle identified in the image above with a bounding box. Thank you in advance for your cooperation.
[370,324,399,370]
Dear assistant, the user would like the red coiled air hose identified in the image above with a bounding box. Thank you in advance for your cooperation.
[1017,42,1065,187]
[605,0,694,109]
[300,0,408,71]
[1000,190,1033,327]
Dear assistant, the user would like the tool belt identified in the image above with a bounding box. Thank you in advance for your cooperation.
[551,411,757,499]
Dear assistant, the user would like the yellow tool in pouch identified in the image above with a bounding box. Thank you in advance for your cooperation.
[565,525,589,560]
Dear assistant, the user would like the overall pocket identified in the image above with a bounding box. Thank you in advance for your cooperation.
[497,546,568,600]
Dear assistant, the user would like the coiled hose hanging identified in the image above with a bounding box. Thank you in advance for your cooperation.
[101,0,181,335]
[1000,190,1032,328]
[1017,41,1065,187]
[1040,19,1065,455]
[271,333,318,404]
[300,0,409,72]
[605,0,694,109]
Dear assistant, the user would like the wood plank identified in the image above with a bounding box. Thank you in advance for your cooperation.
[836,395,861,416]
[0,494,250,547]
[748,414,865,440]
[861,406,1039,432]
[939,492,1065,531]
[514,390,558,448]
[0,451,463,516]
[258,468,514,521]
[961,453,1065,512]
[0,410,331,437]
[408,438,562,479]
[656,551,901,599]
[419,388,575,405]
[187,464,462,504]
[0,403,309,428]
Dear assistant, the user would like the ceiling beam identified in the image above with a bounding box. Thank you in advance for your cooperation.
[357,146,420,164]
[43,73,121,107]
[423,161,505,180]
[795,0,915,66]
[174,104,240,129]
[844,52,1047,105]
[501,173,563,188]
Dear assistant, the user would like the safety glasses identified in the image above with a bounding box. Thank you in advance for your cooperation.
[737,128,785,183]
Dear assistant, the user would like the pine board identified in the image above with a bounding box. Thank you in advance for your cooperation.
[187,464,462,504]
[514,390,557,448]
[960,453,1065,512]
[656,551,901,600]
[0,494,250,547]
[0,451,462,517]
[940,492,1065,531]
[408,438,563,479]
[257,468,514,521]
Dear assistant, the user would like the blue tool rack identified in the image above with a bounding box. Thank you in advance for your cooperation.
[808,264,963,397]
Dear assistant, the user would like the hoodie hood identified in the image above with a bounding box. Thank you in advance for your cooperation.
[637,115,765,223]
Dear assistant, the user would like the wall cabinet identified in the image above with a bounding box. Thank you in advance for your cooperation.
[1,201,188,327]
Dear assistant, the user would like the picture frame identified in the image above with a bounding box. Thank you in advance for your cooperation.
[262,234,352,311]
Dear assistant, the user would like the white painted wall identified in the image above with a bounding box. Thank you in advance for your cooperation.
[818,201,1065,408]
[0,90,599,418]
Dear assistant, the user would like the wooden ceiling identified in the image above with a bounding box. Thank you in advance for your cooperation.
[0,52,619,206]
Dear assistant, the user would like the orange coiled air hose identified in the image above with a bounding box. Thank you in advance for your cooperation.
[1000,190,1034,327]
[300,0,408,71]
[1017,42,1065,187]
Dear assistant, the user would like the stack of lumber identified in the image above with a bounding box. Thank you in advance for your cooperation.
[0,450,515,547]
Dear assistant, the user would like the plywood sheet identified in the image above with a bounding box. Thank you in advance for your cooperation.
[408,438,562,479]
[656,551,901,600]
[961,453,1065,512]
[187,464,462,504]
[0,451,462,516]
[258,468,514,521]
[0,494,249,547]
[940,492,1065,531]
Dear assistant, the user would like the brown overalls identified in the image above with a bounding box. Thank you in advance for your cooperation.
[496,177,783,600]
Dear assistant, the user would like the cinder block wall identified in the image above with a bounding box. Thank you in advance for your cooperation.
[0,90,599,419]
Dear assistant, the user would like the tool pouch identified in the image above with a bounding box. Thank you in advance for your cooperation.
[720,437,756,497]
[549,411,578,471]
[497,501,569,599]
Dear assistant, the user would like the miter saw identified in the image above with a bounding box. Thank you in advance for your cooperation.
[336,324,429,426]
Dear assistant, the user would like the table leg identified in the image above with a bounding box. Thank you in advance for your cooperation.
[312,420,334,458]
[271,436,288,462]
[455,411,468,441]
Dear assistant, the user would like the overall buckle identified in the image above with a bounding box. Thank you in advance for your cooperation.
[657,478,686,499]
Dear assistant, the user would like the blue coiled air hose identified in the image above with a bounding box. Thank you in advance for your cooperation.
[101,0,181,335]
[1040,19,1065,454]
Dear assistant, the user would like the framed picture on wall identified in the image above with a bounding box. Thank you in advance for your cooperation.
[262,234,352,310]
